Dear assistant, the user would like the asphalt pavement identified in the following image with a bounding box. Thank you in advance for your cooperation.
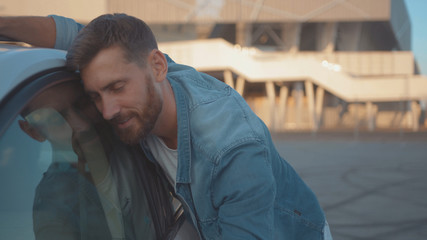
[271,130,427,240]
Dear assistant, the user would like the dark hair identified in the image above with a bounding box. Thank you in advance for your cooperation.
[66,13,158,71]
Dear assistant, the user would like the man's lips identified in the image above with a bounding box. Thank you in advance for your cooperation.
[114,116,134,129]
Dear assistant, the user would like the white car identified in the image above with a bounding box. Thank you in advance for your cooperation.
[0,42,198,240]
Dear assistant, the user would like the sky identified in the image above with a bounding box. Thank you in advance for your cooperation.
[405,0,427,74]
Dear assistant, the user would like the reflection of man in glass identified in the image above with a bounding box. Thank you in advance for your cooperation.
[18,82,124,240]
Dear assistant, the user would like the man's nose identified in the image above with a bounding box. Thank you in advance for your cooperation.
[99,97,120,120]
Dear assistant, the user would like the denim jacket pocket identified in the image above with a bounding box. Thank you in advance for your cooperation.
[197,217,221,240]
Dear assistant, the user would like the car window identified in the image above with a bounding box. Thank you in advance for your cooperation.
[0,78,160,239]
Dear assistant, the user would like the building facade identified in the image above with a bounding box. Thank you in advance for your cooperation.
[2,0,426,131]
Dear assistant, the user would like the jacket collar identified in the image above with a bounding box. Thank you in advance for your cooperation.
[140,54,192,184]
[168,77,192,184]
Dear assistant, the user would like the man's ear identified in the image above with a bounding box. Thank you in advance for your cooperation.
[149,49,168,82]
[18,120,46,142]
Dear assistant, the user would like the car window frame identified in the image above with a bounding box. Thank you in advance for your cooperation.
[0,67,190,239]
[0,67,70,136]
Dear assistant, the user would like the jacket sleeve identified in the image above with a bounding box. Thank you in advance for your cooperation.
[49,15,85,50]
[211,140,276,239]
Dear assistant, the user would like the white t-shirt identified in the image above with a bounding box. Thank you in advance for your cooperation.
[145,134,178,186]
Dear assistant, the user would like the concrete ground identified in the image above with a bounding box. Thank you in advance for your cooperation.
[271,130,427,240]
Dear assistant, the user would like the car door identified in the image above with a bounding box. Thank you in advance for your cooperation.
[0,66,198,240]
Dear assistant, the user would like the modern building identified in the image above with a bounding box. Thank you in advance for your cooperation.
[2,0,426,131]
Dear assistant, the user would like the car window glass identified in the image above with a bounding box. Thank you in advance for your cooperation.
[0,80,156,240]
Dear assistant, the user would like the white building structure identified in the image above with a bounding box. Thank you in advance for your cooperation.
[2,0,426,131]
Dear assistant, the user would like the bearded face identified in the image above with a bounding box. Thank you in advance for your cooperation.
[109,73,163,145]
[81,46,165,146]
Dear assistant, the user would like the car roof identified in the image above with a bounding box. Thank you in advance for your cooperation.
[0,43,67,99]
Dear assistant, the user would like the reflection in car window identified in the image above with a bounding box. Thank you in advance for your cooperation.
[0,80,156,240]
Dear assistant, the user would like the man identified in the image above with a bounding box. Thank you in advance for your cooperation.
[20,81,119,239]
[1,14,331,239]
[20,81,157,240]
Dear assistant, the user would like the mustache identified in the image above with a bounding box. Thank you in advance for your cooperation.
[109,112,139,126]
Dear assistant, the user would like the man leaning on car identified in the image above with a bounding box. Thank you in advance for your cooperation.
[0,14,332,240]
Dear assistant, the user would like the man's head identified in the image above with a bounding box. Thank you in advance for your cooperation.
[19,82,98,149]
[66,13,158,71]
[67,14,168,145]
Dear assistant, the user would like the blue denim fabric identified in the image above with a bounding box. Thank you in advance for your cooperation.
[33,162,112,240]
[52,15,328,240]
[33,144,155,240]
[324,221,333,240]
[49,15,84,50]
[142,57,327,239]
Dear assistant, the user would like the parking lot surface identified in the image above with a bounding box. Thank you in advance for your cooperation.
[272,131,427,240]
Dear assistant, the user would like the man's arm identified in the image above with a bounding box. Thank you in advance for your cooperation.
[212,141,276,239]
[0,16,56,48]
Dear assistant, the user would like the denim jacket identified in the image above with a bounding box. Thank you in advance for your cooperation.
[52,15,327,239]
[141,57,327,239]
[33,162,112,240]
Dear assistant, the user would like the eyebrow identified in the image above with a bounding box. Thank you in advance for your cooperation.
[85,79,128,95]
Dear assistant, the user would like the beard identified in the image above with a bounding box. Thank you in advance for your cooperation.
[110,74,163,145]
